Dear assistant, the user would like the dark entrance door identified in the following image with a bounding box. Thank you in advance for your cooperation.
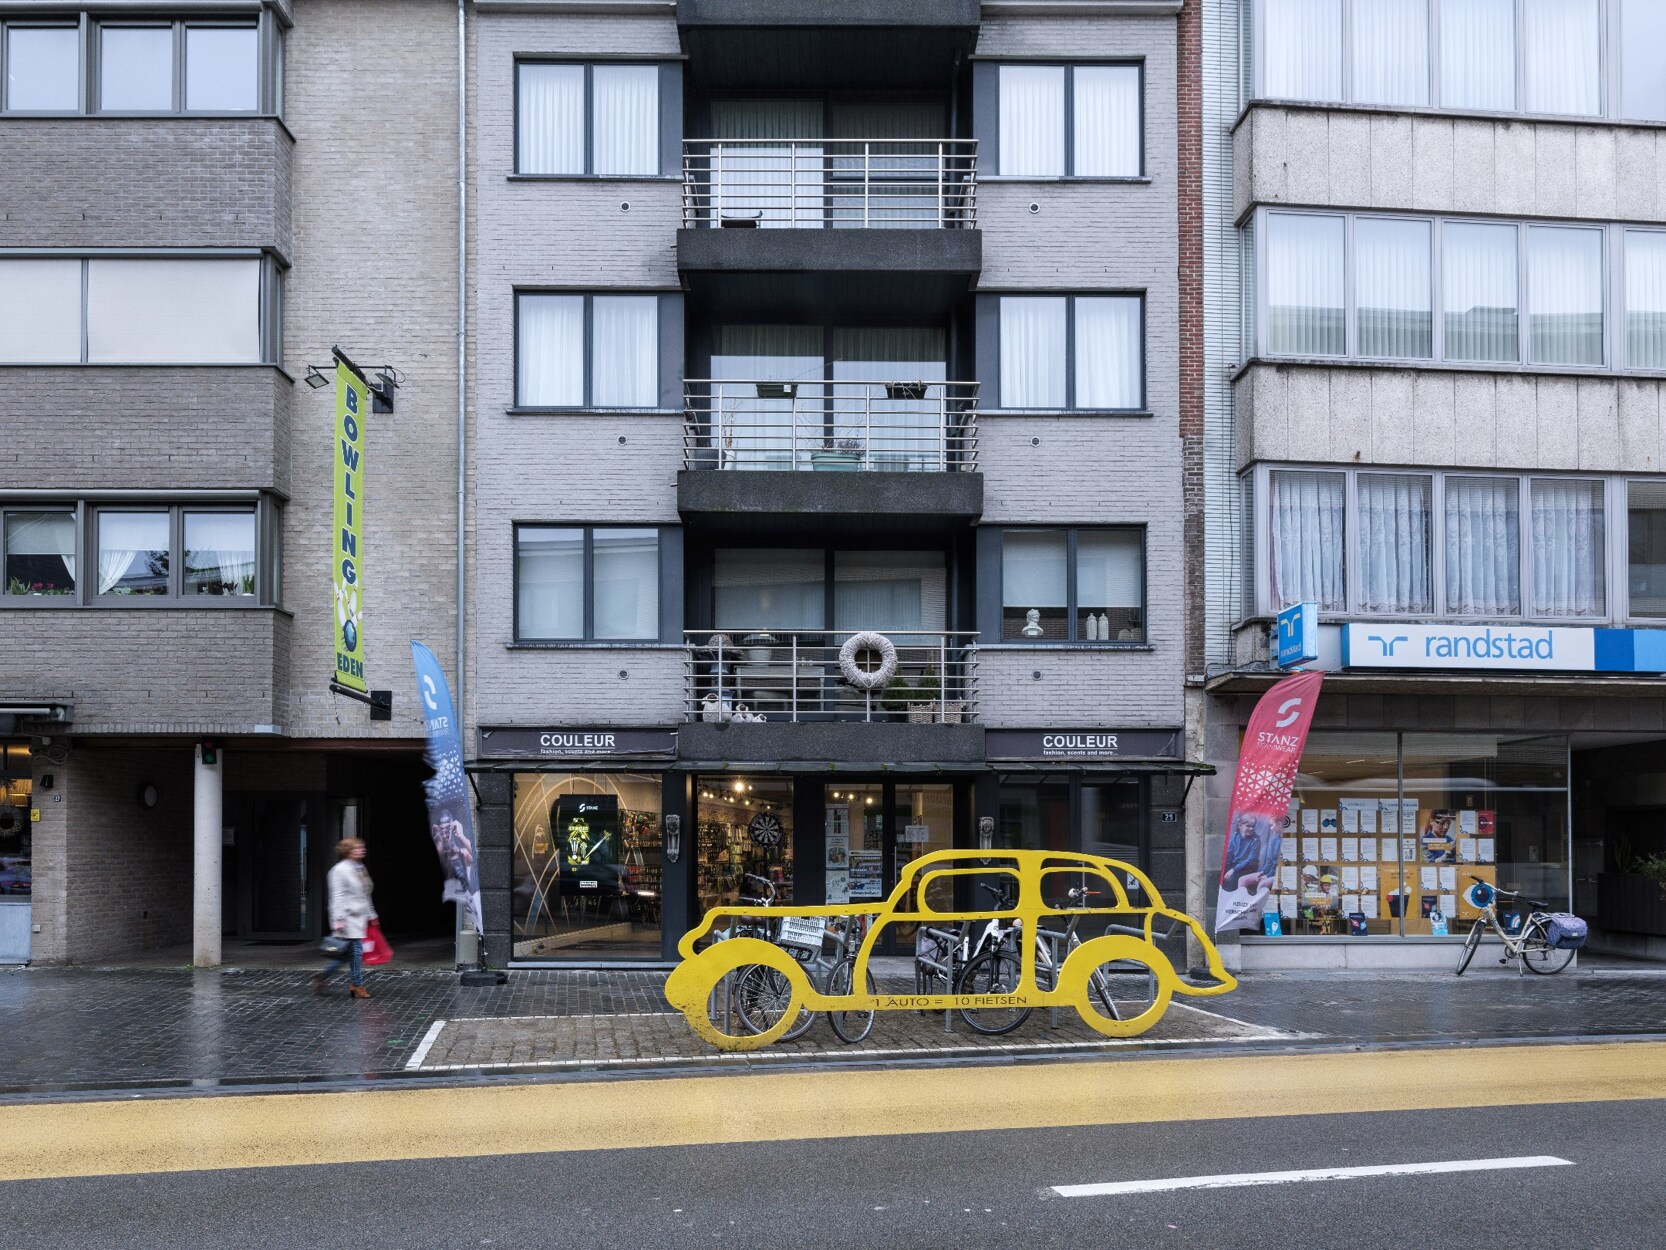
[228,794,323,940]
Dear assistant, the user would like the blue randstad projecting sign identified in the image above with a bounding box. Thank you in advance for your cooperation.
[1342,624,1666,673]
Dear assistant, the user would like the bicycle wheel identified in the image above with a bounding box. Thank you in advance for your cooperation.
[1455,920,1485,976]
[827,957,877,1044]
[956,950,1031,1036]
[735,964,816,1039]
[1520,917,1576,975]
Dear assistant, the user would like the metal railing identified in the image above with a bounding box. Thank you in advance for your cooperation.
[684,629,980,724]
[682,379,979,472]
[682,138,978,230]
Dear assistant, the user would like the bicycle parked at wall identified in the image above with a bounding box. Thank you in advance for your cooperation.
[1455,876,1587,976]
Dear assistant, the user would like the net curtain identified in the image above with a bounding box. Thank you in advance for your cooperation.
[1444,477,1520,614]
[1269,472,1346,610]
[1530,479,1605,617]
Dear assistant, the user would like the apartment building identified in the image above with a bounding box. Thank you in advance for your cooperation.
[467,0,1197,967]
[0,0,462,964]
[1196,0,1666,967]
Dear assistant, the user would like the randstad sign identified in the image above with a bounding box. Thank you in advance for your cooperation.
[1342,624,1666,673]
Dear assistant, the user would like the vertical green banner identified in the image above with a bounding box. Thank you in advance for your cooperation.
[333,360,369,693]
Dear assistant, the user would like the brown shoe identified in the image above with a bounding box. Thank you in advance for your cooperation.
[349,985,370,999]
[310,973,328,995]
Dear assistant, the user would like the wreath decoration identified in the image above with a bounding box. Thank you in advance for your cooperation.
[0,806,20,835]
[838,631,898,691]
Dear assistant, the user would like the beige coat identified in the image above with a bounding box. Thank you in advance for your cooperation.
[327,860,376,940]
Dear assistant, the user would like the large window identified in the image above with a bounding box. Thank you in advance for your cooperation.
[0,256,272,364]
[997,64,1142,177]
[1255,466,1631,619]
[516,526,661,642]
[998,294,1143,409]
[1628,481,1666,618]
[516,63,660,176]
[1251,210,1629,370]
[516,293,659,409]
[1,18,266,114]
[1249,0,1656,120]
[999,527,1145,642]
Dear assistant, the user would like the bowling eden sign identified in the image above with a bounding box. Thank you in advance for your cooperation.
[333,355,370,693]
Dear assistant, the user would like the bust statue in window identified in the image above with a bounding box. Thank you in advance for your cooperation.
[1022,608,1044,638]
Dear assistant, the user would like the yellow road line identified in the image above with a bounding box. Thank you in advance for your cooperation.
[2,1041,1663,1183]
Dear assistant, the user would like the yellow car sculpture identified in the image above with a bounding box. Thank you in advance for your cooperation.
[664,847,1237,1051]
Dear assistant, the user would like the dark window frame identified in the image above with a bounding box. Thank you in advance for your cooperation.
[996,291,1148,412]
[512,59,666,177]
[512,289,664,411]
[994,61,1146,179]
[513,523,666,643]
[997,525,1148,644]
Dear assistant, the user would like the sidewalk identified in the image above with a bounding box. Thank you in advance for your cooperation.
[4,956,1665,1100]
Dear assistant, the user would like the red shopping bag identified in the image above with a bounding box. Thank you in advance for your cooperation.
[362,919,395,966]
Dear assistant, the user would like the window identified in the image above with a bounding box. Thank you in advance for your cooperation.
[999,295,1143,409]
[185,26,259,112]
[1250,0,1623,118]
[101,25,172,111]
[516,293,659,409]
[711,548,948,633]
[5,26,78,111]
[998,64,1141,178]
[515,526,661,642]
[1625,231,1666,369]
[1252,210,1625,370]
[1000,528,1144,642]
[0,256,271,365]
[1254,466,1633,619]
[183,510,256,597]
[3,512,75,596]
[516,63,660,176]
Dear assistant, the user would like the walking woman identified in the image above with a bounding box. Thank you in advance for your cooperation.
[313,837,377,999]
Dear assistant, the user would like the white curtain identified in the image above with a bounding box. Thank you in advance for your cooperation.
[183,512,255,596]
[1531,479,1605,617]
[1444,476,1520,614]
[1074,296,1142,409]
[832,327,947,469]
[1443,221,1519,362]
[1528,226,1603,366]
[827,101,943,228]
[1002,530,1068,640]
[712,325,823,469]
[1626,231,1666,369]
[593,66,659,176]
[592,295,657,408]
[1073,66,1140,176]
[1076,530,1143,640]
[1621,0,1666,121]
[1357,474,1433,612]
[713,548,825,630]
[97,512,168,595]
[1266,212,1345,355]
[517,294,583,407]
[1356,217,1432,358]
[1269,471,1346,610]
[87,259,260,364]
[1262,0,1343,101]
[1522,0,1600,116]
[517,527,584,639]
[1000,297,1067,408]
[1439,0,1516,111]
[709,100,823,227]
[517,64,583,174]
[593,528,659,639]
[999,65,1065,176]
[1352,0,1429,106]
[0,259,81,363]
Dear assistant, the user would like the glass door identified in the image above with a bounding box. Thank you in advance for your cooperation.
[821,781,956,952]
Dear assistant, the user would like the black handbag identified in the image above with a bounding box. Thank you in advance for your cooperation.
[319,933,351,958]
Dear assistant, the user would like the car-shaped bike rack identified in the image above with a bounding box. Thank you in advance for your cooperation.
[664,847,1238,1051]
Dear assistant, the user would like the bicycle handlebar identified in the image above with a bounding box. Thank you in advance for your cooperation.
[1467,875,1549,910]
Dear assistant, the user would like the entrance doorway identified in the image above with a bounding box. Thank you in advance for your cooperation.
[0,741,32,962]
[822,780,956,951]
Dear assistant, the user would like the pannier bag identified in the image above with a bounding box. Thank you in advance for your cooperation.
[1545,913,1588,950]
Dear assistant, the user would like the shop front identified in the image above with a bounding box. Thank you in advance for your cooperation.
[0,740,32,962]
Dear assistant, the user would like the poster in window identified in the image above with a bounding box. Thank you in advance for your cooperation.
[848,849,883,900]
[1422,809,1457,863]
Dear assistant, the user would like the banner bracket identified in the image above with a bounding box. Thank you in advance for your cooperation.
[329,681,393,720]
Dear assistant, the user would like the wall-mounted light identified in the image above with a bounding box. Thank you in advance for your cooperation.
[978,816,995,852]
[664,814,681,864]
[303,364,331,389]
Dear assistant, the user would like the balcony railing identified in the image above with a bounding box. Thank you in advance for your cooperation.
[683,379,978,472]
[682,139,978,230]
[684,629,979,724]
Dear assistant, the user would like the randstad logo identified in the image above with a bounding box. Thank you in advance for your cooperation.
[1366,629,1554,661]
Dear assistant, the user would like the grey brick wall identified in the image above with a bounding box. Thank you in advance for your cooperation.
[0,119,293,258]
[0,367,289,494]
[978,646,1184,727]
[478,647,685,726]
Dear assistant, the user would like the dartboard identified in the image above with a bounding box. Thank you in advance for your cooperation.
[748,811,784,847]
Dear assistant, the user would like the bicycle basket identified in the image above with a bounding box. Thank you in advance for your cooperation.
[775,915,827,955]
[1545,913,1588,950]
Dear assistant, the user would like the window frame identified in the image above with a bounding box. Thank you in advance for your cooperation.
[996,292,1147,412]
[1249,208,1625,374]
[513,59,666,178]
[996,525,1148,645]
[1248,463,1636,623]
[512,523,666,644]
[0,14,275,117]
[1246,0,1644,122]
[0,496,277,608]
[994,61,1146,179]
[512,290,664,412]
[0,250,281,366]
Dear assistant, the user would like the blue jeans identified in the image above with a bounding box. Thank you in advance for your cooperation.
[321,938,363,987]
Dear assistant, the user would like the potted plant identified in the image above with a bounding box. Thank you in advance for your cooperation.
[810,437,864,471]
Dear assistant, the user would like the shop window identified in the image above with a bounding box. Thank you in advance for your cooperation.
[515,525,660,642]
[515,292,659,409]
[1253,731,1570,938]
[510,772,663,960]
[696,777,794,918]
[0,742,31,898]
[516,62,660,176]
[1000,527,1145,642]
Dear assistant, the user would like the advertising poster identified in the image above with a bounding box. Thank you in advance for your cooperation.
[1422,810,1458,862]
[333,358,370,693]
[824,808,851,904]
[848,850,883,900]
[411,641,482,932]
[553,793,620,896]
[1215,670,1326,932]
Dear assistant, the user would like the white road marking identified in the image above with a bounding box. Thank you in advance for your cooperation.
[405,1020,447,1070]
[1053,1155,1573,1198]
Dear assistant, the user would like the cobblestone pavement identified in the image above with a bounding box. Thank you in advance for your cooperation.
[2,957,1664,1100]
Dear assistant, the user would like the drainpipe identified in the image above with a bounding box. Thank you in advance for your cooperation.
[455,0,467,724]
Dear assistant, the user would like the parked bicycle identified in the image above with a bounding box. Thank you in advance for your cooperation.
[735,911,875,1044]
[1455,876,1587,976]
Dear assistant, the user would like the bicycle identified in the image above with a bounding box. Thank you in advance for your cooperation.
[734,911,876,1044]
[1454,876,1578,976]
